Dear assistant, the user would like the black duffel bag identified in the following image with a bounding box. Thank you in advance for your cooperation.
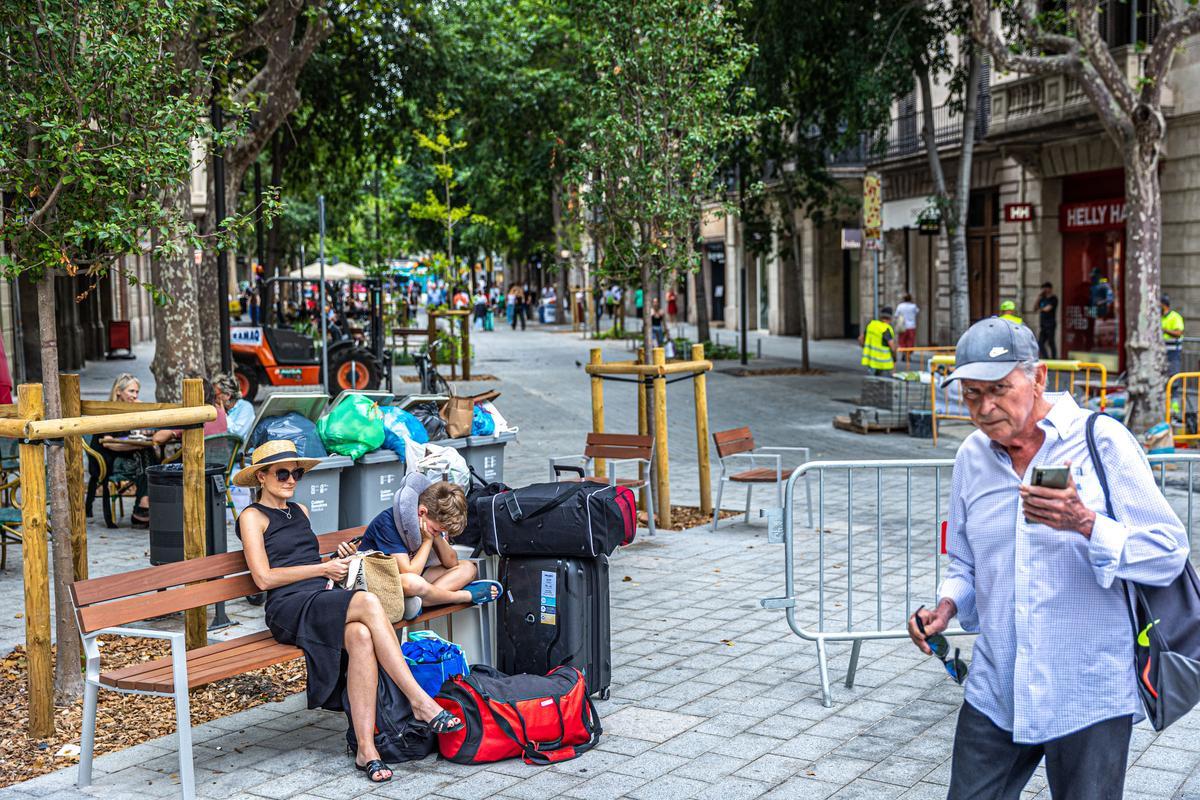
[458,466,511,555]
[479,481,627,558]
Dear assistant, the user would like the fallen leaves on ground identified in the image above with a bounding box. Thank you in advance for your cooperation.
[637,505,739,531]
[0,637,306,789]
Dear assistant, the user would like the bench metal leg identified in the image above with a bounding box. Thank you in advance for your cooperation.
[170,636,195,800]
[744,483,752,524]
[645,476,656,538]
[712,478,725,531]
[78,679,99,787]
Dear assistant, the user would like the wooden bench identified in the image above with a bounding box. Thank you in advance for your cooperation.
[71,526,476,800]
[712,427,813,531]
[548,433,656,536]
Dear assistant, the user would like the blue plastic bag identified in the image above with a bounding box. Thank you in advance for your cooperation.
[380,406,428,458]
[401,631,469,697]
[247,412,328,458]
[470,404,495,436]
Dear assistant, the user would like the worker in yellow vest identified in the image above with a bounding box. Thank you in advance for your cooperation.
[1162,295,1184,375]
[859,306,896,375]
[998,300,1024,326]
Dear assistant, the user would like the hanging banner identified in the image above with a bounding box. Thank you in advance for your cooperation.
[862,173,882,231]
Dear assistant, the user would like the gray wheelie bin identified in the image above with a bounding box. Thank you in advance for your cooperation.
[338,448,404,529]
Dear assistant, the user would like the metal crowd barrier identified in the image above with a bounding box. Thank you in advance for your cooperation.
[1166,371,1200,445]
[761,454,1200,708]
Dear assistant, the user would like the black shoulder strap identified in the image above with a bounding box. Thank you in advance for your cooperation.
[1085,413,1115,520]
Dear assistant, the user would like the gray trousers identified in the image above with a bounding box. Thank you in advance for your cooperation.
[948,702,1132,800]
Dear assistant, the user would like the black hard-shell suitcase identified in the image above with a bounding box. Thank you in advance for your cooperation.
[497,555,611,699]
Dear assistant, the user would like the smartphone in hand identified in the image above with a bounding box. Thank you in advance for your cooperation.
[1031,465,1070,490]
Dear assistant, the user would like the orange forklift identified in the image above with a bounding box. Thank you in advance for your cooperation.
[231,276,389,402]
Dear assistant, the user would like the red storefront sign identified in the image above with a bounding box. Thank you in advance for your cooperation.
[1059,198,1127,232]
[1004,203,1034,222]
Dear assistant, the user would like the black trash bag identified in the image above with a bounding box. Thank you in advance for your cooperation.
[247,412,328,458]
[343,669,436,763]
[409,401,448,441]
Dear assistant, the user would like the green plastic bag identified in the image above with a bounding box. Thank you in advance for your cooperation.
[316,395,385,460]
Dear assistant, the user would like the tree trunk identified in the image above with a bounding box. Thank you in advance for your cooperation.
[948,45,981,338]
[35,275,82,700]
[691,218,711,344]
[1122,150,1165,432]
[151,185,207,402]
[783,193,810,370]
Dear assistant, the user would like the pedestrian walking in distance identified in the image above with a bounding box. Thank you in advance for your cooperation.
[908,317,1188,800]
[895,293,919,352]
[1037,282,1058,359]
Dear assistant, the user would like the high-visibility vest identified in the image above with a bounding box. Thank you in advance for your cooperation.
[1163,310,1184,348]
[861,319,895,371]
[1000,313,1024,326]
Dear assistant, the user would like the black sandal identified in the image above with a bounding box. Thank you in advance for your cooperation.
[428,709,464,734]
[355,758,392,783]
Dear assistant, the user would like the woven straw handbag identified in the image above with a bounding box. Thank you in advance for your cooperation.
[341,551,406,624]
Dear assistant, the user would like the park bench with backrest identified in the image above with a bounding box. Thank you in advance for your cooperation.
[71,526,474,800]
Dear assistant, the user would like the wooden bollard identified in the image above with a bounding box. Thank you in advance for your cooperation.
[691,345,712,516]
[636,348,648,513]
[60,374,87,581]
[18,384,52,737]
[589,349,605,477]
[181,378,207,650]
[652,348,671,529]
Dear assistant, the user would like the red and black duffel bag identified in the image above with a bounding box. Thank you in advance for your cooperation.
[479,481,636,558]
[434,664,602,765]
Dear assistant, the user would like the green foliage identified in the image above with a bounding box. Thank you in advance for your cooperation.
[570,0,763,289]
[0,0,263,295]
[673,336,743,361]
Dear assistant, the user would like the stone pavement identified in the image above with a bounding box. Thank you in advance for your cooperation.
[3,324,1200,798]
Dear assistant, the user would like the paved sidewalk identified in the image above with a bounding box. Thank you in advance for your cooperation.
[4,325,1199,798]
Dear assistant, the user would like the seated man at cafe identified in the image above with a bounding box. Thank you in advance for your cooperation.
[337,473,501,618]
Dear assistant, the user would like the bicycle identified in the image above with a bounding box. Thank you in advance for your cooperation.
[413,339,452,395]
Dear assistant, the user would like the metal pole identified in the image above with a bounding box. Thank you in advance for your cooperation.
[739,262,748,366]
[254,161,265,270]
[213,93,232,373]
[873,249,880,322]
[318,196,328,389]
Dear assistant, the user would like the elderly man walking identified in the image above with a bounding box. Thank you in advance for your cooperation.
[908,318,1188,800]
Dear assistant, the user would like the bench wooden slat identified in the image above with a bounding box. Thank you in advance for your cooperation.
[714,427,756,457]
[79,574,262,634]
[73,528,365,608]
[585,444,652,460]
[730,467,788,482]
[97,603,473,693]
[586,433,652,447]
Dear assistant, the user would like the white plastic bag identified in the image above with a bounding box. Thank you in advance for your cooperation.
[412,442,470,488]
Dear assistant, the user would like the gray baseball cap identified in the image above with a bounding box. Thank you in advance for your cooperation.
[943,317,1039,385]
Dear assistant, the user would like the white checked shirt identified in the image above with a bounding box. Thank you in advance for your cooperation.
[939,393,1189,743]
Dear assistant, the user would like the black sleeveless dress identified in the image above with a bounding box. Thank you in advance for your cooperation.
[236,502,357,711]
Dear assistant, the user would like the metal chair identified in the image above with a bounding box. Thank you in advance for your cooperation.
[548,433,656,537]
[82,439,138,529]
[712,427,813,531]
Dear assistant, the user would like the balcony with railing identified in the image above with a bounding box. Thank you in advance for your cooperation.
[867,93,992,164]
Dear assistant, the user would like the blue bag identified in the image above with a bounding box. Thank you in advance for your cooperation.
[247,412,328,458]
[401,631,469,698]
[380,406,429,458]
[470,405,495,436]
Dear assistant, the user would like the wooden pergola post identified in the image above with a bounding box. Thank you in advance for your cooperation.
[691,344,712,515]
[59,374,87,581]
[589,348,605,477]
[181,378,207,650]
[651,347,671,529]
[18,384,52,737]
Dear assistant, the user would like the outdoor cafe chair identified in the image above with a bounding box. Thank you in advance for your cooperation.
[548,433,656,537]
[711,426,813,531]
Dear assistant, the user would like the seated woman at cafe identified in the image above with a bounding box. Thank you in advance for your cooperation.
[212,372,254,441]
[235,440,463,784]
[86,373,159,527]
[342,474,501,618]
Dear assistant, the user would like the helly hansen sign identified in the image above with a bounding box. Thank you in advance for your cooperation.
[1059,198,1127,233]
[1004,203,1034,223]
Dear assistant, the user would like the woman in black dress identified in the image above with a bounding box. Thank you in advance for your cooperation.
[234,440,462,784]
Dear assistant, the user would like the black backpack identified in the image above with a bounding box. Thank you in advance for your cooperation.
[343,668,436,762]
[458,466,510,556]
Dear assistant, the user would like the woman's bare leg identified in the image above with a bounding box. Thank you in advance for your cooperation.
[345,592,456,725]
[344,622,392,778]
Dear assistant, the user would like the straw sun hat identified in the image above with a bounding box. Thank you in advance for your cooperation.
[232,440,321,488]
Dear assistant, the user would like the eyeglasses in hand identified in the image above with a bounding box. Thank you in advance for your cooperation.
[914,606,969,685]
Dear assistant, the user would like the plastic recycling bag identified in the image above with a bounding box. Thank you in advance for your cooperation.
[470,404,495,436]
[380,406,429,458]
[247,412,328,458]
[317,394,385,460]
[409,401,448,441]
[410,441,470,488]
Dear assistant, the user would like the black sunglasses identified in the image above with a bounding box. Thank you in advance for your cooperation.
[914,606,969,685]
[272,467,305,483]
